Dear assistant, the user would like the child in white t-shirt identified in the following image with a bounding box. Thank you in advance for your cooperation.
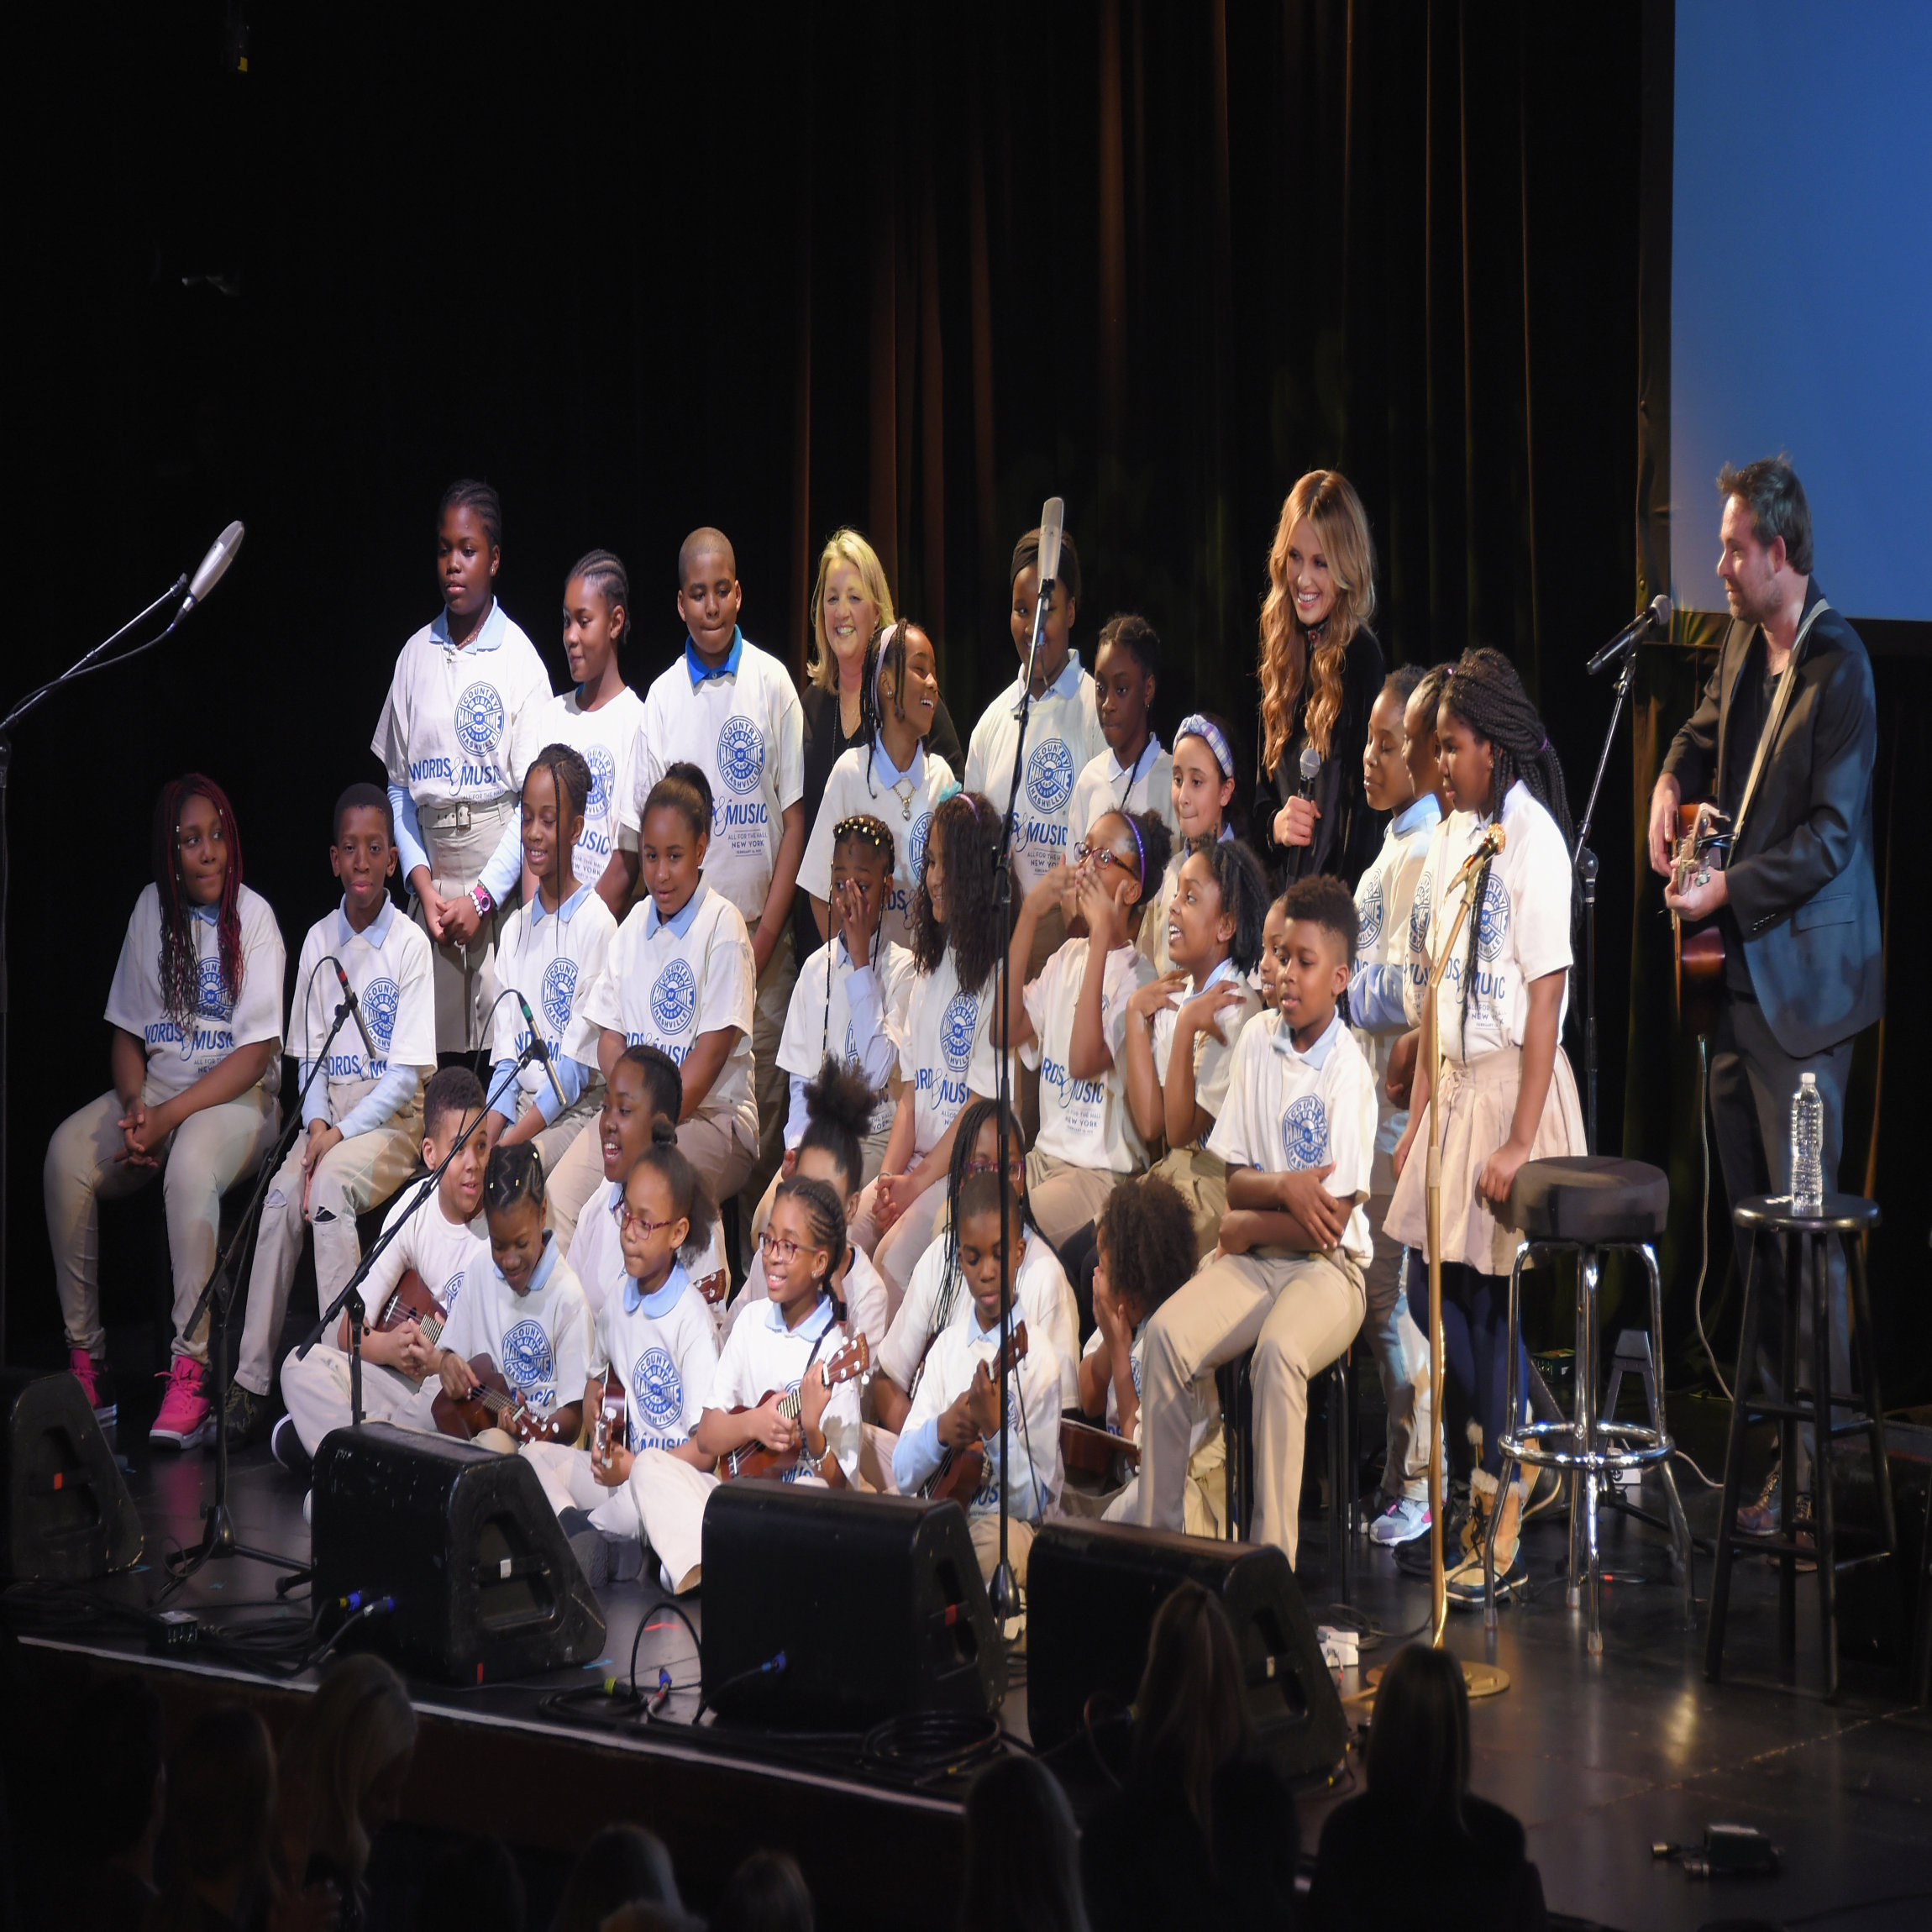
[1386,648,1584,1604]
[1068,614,1177,843]
[1141,712,1243,977]
[1005,808,1169,1247]
[274,1066,492,1470]
[893,1170,1067,1588]
[1076,1172,1224,1536]
[561,763,759,1210]
[526,1119,723,1588]
[371,480,554,1053]
[800,623,956,953]
[45,775,286,1441]
[234,787,436,1440]
[631,1178,867,1593]
[1349,667,1441,1548]
[1137,875,1378,1566]
[854,791,1004,1300]
[483,745,617,1250]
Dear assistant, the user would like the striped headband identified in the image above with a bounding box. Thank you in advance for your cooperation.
[1177,713,1234,778]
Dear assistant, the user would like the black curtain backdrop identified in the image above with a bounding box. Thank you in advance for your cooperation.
[31,0,1893,1398]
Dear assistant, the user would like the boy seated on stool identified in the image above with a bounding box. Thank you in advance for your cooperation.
[1136,875,1376,1566]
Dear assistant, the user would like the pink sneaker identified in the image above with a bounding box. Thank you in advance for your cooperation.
[150,1356,213,1449]
[68,1347,116,1425]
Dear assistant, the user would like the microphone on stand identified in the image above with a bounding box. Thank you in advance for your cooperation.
[517,994,569,1111]
[329,958,378,1061]
[1451,823,1508,889]
[1020,496,1066,704]
[179,522,246,616]
[1586,593,1670,676]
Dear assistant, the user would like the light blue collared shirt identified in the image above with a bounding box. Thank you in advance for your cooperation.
[392,599,511,882]
[685,627,745,685]
[529,883,594,928]
[764,1291,837,1341]
[625,1257,692,1319]
[302,895,416,1134]
[868,738,926,796]
[644,883,708,942]
[1348,795,1444,1032]
[1013,648,1084,717]
[496,1231,559,1299]
[1270,1005,1346,1070]
[429,597,508,655]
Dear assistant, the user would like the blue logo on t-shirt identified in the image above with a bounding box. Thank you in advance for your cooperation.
[454,681,506,758]
[584,743,616,819]
[540,957,578,1034]
[1025,738,1075,815]
[717,715,766,796]
[634,1347,684,1431]
[197,957,234,1021]
[361,977,399,1055]
[501,1318,554,1394]
[1409,869,1434,955]
[441,1271,465,1315]
[650,958,698,1034]
[1476,872,1510,963]
[1281,1095,1330,1170]
[908,809,932,890]
[1357,877,1385,949]
[941,992,979,1074]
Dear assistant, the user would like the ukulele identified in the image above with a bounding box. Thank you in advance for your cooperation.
[592,1366,627,1466]
[921,1321,1029,1504]
[1671,801,1731,1037]
[1060,1415,1140,1481]
[716,1331,872,1482]
[430,1354,575,1445]
[339,1267,447,1371]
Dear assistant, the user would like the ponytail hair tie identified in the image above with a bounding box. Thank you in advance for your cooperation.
[1538,737,1548,754]
[1177,712,1235,779]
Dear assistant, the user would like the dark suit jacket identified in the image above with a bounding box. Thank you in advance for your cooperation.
[1661,576,1882,1058]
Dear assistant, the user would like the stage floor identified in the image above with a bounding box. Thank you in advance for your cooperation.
[15,1398,1932,1932]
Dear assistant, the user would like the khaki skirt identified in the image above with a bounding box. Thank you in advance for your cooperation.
[1384,1044,1585,1275]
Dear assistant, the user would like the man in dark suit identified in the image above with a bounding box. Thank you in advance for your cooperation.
[1648,455,1882,1535]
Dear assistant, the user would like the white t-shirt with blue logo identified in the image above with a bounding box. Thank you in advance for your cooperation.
[1149,958,1265,1143]
[436,1236,592,1420]
[1068,737,1178,844]
[371,601,554,810]
[349,1189,489,1332]
[488,886,617,1113]
[589,1262,720,1455]
[798,743,955,954]
[570,885,758,1137]
[568,1179,728,1323]
[897,948,1000,1161]
[105,884,286,1104]
[1207,1007,1378,1270]
[628,634,805,926]
[963,654,1110,889]
[530,685,647,893]
[289,899,437,1125]
[1408,781,1573,1063]
[708,1295,863,1483]
[1022,937,1156,1174]
[778,935,914,1141]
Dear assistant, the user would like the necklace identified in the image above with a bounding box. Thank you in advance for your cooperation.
[891,778,916,820]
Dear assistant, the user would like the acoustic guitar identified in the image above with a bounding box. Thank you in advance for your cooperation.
[716,1331,871,1482]
[1671,801,1731,1037]
[430,1354,576,1445]
[338,1267,447,1367]
[921,1321,1029,1505]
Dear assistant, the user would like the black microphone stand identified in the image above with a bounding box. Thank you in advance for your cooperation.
[987,562,1058,1628]
[165,984,360,1588]
[1572,645,1641,1155]
[0,576,191,1364]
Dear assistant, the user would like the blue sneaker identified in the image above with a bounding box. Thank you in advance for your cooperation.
[1369,1495,1431,1546]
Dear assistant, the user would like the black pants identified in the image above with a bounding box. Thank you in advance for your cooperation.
[1426,1255,1526,1483]
[1707,992,1854,1488]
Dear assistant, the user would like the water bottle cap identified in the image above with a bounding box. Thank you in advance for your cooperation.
[1799,1072,1817,1089]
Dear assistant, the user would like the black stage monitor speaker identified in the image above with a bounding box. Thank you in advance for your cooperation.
[1028,1520,1347,1782]
[311,1424,604,1684]
[0,1369,143,1583]
[701,1483,1003,1729]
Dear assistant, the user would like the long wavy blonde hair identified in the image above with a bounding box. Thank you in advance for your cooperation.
[806,528,897,695]
[1258,470,1377,771]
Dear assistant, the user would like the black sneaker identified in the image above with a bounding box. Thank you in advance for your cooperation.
[270,1413,312,1482]
[223,1381,272,1447]
[1397,1480,1470,1578]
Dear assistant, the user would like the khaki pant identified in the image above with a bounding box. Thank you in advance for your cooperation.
[743,927,797,1249]
[1149,1146,1231,1262]
[1139,1248,1364,1565]
[524,1441,644,1541]
[969,1512,1035,1588]
[279,1339,438,1456]
[235,1100,423,1397]
[1023,1147,1129,1252]
[1362,1193,1431,1501]
[413,799,517,1054]
[45,1083,280,1362]
[853,1173,950,1312]
[627,1447,719,1594]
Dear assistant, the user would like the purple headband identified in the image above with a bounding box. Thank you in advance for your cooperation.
[1177,712,1234,779]
[1124,814,1146,887]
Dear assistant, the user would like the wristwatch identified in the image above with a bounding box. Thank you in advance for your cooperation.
[470,884,494,920]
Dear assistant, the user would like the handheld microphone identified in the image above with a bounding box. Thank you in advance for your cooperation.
[1020,496,1067,705]
[330,958,379,1061]
[1296,743,1322,798]
[1587,593,1670,676]
[179,522,245,616]
[517,994,569,1111]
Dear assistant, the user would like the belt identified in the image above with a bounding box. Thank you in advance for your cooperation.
[423,801,477,832]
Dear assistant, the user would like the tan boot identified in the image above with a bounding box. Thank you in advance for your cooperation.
[1447,1473,1525,1607]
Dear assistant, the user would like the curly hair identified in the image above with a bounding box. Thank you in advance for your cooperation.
[797,1053,878,1197]
[909,790,1001,995]
[1089,806,1174,911]
[1258,470,1377,772]
[1096,1173,1199,1324]
[151,774,245,1034]
[1184,837,1271,976]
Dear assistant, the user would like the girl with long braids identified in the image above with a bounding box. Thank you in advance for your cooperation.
[798,619,956,953]
[45,775,286,1440]
[1254,470,1387,889]
[1386,646,1585,1605]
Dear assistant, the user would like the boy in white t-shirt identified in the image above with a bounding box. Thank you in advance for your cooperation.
[1138,875,1377,1566]
[273,1066,492,1473]
[233,787,436,1441]
[626,528,805,1232]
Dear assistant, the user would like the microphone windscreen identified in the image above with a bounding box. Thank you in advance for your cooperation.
[1650,591,1672,630]
[1299,744,1322,784]
[1037,497,1065,590]
[187,521,245,602]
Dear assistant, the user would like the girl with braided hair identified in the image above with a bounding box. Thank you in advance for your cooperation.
[45,775,286,1433]
[1386,646,1585,1605]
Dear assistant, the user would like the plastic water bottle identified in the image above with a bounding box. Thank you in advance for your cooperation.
[1790,1073,1824,1215]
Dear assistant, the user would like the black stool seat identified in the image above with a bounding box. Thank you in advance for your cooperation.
[1506,1157,1668,1244]
[1732,1192,1881,1236]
